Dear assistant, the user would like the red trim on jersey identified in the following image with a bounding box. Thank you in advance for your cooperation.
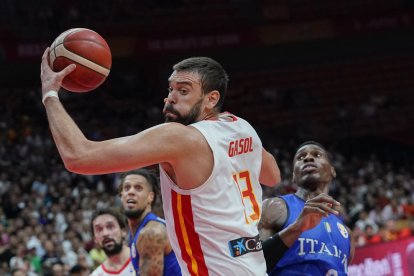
[226,113,238,121]
[172,191,209,276]
[101,258,131,274]
[205,112,238,122]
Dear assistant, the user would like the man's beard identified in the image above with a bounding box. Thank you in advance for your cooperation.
[164,98,203,125]
[124,208,146,220]
[102,239,123,257]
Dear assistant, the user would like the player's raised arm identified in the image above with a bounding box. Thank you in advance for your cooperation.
[40,48,195,175]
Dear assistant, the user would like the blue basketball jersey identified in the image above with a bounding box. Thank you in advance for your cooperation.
[129,212,181,276]
[269,194,351,276]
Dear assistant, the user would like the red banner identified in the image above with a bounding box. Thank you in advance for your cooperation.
[349,237,414,276]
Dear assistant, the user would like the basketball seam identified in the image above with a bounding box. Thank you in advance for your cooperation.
[62,28,110,60]
[53,41,111,72]
[62,38,110,52]
[52,39,111,68]
[54,44,110,76]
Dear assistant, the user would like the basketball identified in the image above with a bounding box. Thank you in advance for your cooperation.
[49,28,112,93]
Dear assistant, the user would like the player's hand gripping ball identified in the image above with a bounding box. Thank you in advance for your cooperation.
[49,28,112,93]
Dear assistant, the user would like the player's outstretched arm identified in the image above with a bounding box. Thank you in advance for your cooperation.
[137,222,166,276]
[259,148,281,187]
[40,48,197,175]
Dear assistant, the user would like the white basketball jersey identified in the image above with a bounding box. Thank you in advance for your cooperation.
[90,258,135,276]
[160,113,266,276]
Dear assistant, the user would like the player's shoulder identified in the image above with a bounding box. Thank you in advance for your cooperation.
[152,123,206,154]
[261,197,288,229]
[263,197,287,211]
[137,220,168,251]
[161,122,205,140]
[140,220,167,238]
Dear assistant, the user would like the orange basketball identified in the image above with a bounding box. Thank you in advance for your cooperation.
[49,28,112,93]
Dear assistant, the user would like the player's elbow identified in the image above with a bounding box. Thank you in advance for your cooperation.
[260,164,281,186]
[261,149,281,186]
[60,144,93,174]
[63,157,99,175]
[270,172,281,187]
[62,154,86,174]
[63,157,83,173]
[260,169,281,187]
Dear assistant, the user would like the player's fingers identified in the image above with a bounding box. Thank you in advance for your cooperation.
[307,193,340,206]
[40,48,50,71]
[57,64,76,79]
[302,205,328,217]
[304,201,339,216]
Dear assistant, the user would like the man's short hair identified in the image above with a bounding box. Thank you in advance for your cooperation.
[90,208,126,236]
[294,140,332,164]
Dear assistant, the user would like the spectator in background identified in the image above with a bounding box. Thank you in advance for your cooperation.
[51,262,65,276]
[364,224,383,245]
[402,197,414,219]
[68,264,86,276]
[26,245,42,275]
[354,209,379,234]
[9,245,29,273]
[41,240,61,274]
[382,198,404,222]
[368,204,384,227]
[352,225,368,247]
[11,268,27,276]
[0,224,12,266]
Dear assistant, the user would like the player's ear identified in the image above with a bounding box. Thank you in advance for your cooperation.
[331,166,336,178]
[121,229,127,239]
[206,90,220,109]
[148,191,155,204]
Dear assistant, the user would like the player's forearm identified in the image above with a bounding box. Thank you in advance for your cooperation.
[262,223,301,272]
[262,232,289,272]
[44,97,90,170]
[279,222,302,247]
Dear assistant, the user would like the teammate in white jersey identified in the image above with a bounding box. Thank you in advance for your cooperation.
[90,209,135,276]
[40,52,281,275]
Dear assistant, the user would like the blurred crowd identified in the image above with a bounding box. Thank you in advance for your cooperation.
[1,0,414,275]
